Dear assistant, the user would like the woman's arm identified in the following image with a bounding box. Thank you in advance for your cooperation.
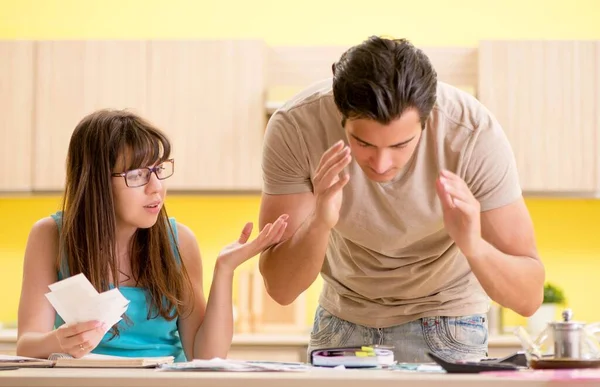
[17,218,105,358]
[176,216,288,360]
[17,218,64,358]
[174,223,207,360]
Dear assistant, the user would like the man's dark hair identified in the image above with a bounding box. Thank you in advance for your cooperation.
[332,36,437,128]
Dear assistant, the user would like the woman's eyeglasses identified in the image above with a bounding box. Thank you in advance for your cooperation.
[111,159,175,188]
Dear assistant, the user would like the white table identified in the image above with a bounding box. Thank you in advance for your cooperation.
[0,367,572,387]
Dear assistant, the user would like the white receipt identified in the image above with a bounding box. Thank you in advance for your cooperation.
[45,273,130,332]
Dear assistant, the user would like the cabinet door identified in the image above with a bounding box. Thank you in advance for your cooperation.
[33,41,147,191]
[596,43,600,193]
[146,40,266,191]
[478,41,599,193]
[0,41,34,192]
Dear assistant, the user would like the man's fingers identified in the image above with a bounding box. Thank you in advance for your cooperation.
[314,153,352,193]
[440,169,460,181]
[439,177,472,204]
[435,177,455,210]
[452,197,476,216]
[315,145,350,179]
[316,140,345,172]
[323,173,350,199]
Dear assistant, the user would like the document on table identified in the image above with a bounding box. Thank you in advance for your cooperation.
[45,273,130,332]
[0,355,54,368]
[158,358,311,372]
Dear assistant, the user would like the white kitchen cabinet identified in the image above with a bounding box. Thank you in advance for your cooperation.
[0,41,35,192]
[33,41,148,191]
[478,40,600,194]
[30,40,266,192]
[145,40,267,191]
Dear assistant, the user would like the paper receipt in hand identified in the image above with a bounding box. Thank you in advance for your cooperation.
[45,273,130,332]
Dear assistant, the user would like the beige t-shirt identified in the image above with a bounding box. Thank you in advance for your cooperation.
[262,78,522,328]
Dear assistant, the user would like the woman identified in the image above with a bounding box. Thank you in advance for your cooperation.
[16,109,288,361]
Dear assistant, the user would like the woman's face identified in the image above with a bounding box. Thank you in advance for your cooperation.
[111,159,173,231]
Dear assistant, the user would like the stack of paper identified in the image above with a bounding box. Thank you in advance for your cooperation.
[45,273,130,332]
[48,353,174,368]
[158,358,311,372]
[0,355,54,369]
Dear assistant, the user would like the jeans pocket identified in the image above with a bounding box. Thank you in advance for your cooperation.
[421,315,488,361]
[309,306,355,348]
[445,314,488,346]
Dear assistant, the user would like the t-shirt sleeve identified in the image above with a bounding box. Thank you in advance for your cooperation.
[262,110,314,195]
[463,113,523,212]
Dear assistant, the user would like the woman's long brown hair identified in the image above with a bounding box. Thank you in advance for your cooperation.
[58,109,193,336]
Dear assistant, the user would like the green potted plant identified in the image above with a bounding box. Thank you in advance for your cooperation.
[543,283,566,305]
[528,282,566,334]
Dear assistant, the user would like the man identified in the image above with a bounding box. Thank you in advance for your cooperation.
[258,36,544,363]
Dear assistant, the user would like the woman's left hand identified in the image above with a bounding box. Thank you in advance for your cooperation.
[216,214,289,272]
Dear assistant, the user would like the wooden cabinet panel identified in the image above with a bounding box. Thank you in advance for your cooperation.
[596,43,600,193]
[235,265,308,336]
[146,40,266,190]
[32,40,266,191]
[33,41,147,191]
[0,41,34,191]
[478,41,599,193]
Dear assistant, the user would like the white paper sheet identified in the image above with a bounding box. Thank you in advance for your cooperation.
[45,273,129,331]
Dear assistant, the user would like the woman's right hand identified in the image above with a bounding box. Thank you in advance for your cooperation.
[54,320,108,358]
[216,214,288,273]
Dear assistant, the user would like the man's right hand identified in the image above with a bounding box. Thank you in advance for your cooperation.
[312,140,352,228]
[54,320,108,358]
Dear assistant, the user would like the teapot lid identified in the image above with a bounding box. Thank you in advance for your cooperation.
[548,309,585,329]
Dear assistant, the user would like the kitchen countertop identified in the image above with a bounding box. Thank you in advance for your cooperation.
[0,329,17,343]
[0,367,570,387]
[0,329,522,347]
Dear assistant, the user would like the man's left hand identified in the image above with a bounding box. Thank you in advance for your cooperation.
[435,169,484,258]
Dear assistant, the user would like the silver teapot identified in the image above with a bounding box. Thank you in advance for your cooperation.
[515,309,600,360]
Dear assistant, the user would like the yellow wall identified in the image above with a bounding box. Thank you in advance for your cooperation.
[1,0,600,328]
[2,196,600,329]
[1,0,599,45]
[0,195,327,327]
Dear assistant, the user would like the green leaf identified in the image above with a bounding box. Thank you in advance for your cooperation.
[543,282,566,304]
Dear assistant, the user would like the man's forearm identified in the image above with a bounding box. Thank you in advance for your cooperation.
[259,213,331,305]
[466,239,545,316]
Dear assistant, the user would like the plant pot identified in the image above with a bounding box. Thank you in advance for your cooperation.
[528,303,557,335]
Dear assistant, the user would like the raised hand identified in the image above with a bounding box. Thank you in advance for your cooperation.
[216,214,289,272]
[54,320,108,358]
[435,169,484,258]
[312,140,352,229]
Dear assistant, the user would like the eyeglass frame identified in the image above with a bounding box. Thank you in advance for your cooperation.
[111,158,175,188]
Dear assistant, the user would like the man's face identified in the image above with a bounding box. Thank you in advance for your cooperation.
[345,109,423,183]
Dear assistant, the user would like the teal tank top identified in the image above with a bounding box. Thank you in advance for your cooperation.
[50,211,187,362]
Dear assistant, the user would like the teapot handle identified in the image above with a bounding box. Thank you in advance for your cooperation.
[583,329,600,359]
[514,326,544,359]
[586,322,600,335]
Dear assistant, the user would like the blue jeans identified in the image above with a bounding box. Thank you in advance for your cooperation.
[308,305,488,363]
